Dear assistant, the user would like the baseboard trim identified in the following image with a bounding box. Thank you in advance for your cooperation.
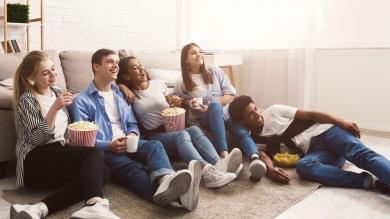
[361,128,390,138]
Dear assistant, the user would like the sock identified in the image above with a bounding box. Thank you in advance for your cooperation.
[251,154,260,162]
[159,174,170,185]
[37,202,49,217]
[85,197,102,206]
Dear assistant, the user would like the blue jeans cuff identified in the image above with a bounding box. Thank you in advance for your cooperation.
[150,168,175,183]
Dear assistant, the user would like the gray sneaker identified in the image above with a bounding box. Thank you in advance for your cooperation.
[215,148,243,176]
[153,170,192,206]
[249,159,267,181]
[180,160,202,211]
[202,165,236,188]
[10,204,45,219]
[70,198,120,219]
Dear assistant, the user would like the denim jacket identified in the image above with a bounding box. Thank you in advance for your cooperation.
[71,82,140,152]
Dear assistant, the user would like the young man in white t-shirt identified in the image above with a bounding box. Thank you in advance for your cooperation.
[228,95,390,194]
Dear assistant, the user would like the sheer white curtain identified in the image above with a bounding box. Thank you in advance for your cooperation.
[177,0,322,108]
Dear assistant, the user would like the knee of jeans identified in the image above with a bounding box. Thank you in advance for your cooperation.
[147,140,165,151]
[208,102,223,113]
[176,131,191,143]
[296,159,317,179]
[186,126,203,138]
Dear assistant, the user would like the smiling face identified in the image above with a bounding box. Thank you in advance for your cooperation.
[186,45,204,69]
[125,58,148,85]
[30,58,57,91]
[242,103,264,132]
[93,54,119,82]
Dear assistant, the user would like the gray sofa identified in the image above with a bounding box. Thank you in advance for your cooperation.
[0,49,181,178]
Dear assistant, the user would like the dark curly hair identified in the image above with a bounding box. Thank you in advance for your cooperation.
[228,95,254,122]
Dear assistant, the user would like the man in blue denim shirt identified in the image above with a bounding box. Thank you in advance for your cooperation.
[72,49,199,210]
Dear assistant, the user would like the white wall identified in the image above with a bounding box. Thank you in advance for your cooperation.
[314,0,390,48]
[313,49,390,132]
[1,0,177,52]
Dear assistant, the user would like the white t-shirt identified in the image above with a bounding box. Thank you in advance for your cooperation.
[98,90,126,140]
[188,73,208,98]
[260,104,333,153]
[132,80,169,130]
[37,93,68,145]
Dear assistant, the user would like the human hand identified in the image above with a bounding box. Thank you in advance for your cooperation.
[266,167,291,184]
[166,95,183,107]
[53,91,73,110]
[190,99,208,112]
[340,121,361,138]
[110,137,127,154]
[118,84,135,104]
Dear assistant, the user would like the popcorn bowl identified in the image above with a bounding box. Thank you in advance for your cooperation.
[161,107,186,133]
[67,121,98,147]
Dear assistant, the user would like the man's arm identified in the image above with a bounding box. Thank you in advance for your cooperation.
[294,109,360,138]
[260,151,291,184]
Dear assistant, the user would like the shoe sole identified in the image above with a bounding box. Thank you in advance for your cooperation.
[204,172,236,188]
[235,163,243,177]
[180,160,202,211]
[154,170,192,206]
[249,161,267,181]
[226,148,243,174]
[10,206,34,219]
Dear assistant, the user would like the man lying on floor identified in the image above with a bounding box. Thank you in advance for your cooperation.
[228,95,390,194]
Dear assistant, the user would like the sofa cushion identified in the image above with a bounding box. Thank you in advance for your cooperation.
[0,50,66,90]
[60,51,94,94]
[118,50,181,70]
[0,86,12,109]
[147,68,181,87]
[0,52,25,81]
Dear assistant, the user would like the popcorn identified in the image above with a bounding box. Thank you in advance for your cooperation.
[67,121,98,131]
[161,107,186,116]
[273,152,300,167]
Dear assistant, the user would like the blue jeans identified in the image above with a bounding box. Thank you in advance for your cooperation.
[105,139,174,202]
[226,118,259,159]
[201,102,228,153]
[201,102,259,158]
[296,126,390,189]
[149,126,220,165]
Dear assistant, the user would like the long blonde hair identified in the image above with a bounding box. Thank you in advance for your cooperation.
[13,51,49,125]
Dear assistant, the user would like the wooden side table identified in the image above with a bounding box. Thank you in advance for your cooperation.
[203,53,243,87]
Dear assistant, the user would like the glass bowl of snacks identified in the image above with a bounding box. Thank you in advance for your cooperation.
[273,152,300,167]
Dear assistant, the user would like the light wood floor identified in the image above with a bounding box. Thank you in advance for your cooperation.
[1,133,390,219]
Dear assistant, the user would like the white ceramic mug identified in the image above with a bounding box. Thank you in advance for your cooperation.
[126,135,139,153]
[191,97,203,109]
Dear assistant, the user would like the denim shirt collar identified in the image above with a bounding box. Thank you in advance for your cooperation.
[87,81,120,96]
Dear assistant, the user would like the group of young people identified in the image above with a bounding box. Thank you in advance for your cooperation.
[10,42,390,219]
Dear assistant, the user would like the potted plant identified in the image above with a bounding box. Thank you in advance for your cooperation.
[7,3,29,23]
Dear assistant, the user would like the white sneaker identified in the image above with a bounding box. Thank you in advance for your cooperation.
[202,165,236,188]
[249,159,267,181]
[153,170,192,206]
[10,203,46,219]
[180,160,202,211]
[215,148,243,176]
[70,198,120,219]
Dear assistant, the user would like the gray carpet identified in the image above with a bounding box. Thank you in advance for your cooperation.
[2,164,319,219]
